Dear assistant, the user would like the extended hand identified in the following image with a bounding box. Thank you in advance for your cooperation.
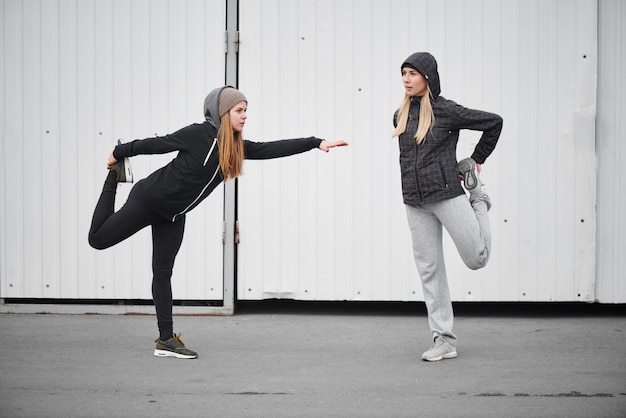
[320,140,349,153]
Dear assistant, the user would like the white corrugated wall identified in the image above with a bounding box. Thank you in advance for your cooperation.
[596,0,626,303]
[2,0,624,305]
[0,0,226,301]
[236,0,598,302]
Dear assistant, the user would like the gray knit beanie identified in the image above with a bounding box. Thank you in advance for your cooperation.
[219,87,247,116]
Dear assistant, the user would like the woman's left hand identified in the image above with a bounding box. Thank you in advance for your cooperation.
[320,140,349,152]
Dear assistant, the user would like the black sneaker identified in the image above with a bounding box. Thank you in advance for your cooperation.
[457,157,481,192]
[108,139,133,183]
[154,333,198,359]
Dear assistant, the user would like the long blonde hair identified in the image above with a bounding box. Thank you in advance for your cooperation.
[218,113,245,180]
[392,86,435,143]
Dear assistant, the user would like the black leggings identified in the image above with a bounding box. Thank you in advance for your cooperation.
[88,170,185,340]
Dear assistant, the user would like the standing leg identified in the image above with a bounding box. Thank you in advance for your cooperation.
[151,215,186,341]
[151,215,198,359]
[405,204,456,344]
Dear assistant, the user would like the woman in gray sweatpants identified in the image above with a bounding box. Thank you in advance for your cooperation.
[393,52,503,361]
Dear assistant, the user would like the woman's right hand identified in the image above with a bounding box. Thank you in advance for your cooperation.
[319,140,349,152]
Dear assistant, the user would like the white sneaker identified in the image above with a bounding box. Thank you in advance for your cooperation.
[421,336,458,361]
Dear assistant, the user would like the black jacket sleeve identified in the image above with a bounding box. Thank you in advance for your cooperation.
[112,123,210,159]
[244,137,323,160]
[445,102,503,164]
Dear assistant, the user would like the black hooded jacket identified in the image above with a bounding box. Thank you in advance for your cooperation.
[394,52,503,206]
[113,87,322,222]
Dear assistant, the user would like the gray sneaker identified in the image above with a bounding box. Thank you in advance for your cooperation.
[457,157,481,193]
[154,333,198,359]
[421,336,457,362]
[108,139,133,183]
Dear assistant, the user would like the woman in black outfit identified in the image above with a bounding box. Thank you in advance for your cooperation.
[88,86,348,359]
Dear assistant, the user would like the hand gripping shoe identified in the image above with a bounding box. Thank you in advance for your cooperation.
[108,139,133,183]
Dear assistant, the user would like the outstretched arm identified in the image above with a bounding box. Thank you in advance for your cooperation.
[244,137,348,160]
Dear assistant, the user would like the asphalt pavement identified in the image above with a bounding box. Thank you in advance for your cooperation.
[1,301,625,417]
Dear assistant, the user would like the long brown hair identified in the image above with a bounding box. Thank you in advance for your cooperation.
[392,86,435,144]
[218,113,245,180]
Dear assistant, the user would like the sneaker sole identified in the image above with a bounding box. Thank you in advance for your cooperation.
[123,157,133,183]
[422,351,458,362]
[458,159,478,190]
[153,349,197,359]
[117,139,134,183]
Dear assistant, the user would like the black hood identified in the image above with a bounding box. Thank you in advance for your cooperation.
[401,52,441,98]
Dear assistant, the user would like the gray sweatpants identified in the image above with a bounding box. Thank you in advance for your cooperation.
[405,194,491,345]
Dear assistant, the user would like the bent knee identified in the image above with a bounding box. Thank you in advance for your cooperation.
[463,253,489,270]
[88,234,109,250]
[466,260,487,270]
